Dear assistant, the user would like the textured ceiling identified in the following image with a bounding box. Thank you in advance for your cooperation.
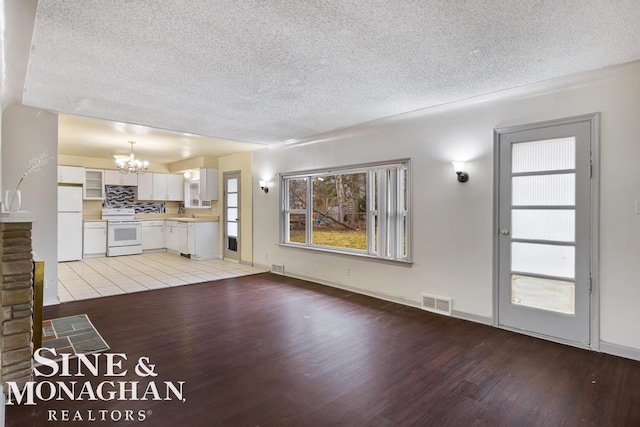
[23,0,640,145]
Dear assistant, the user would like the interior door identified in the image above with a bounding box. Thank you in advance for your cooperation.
[496,117,594,345]
[224,172,241,261]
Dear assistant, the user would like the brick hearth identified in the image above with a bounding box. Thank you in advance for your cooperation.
[0,220,35,390]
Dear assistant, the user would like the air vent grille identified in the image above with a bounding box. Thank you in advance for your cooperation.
[271,264,284,275]
[421,294,452,316]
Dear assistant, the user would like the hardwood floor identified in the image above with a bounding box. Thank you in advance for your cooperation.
[6,272,640,426]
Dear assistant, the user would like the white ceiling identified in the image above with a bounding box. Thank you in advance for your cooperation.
[22,0,640,147]
[57,114,262,165]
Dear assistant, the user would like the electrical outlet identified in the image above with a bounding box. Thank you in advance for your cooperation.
[265,253,269,261]
[345,267,350,276]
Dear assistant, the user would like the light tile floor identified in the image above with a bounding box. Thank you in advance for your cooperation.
[58,252,267,302]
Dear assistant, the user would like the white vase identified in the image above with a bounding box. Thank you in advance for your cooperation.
[4,190,21,212]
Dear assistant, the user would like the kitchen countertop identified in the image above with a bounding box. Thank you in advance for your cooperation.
[165,217,219,223]
[83,216,219,222]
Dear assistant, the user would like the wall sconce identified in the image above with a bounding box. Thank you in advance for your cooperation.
[259,180,269,193]
[452,161,469,183]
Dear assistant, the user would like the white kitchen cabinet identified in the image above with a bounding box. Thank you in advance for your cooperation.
[83,221,107,258]
[165,220,179,252]
[187,221,218,260]
[137,173,153,200]
[167,174,183,200]
[58,166,85,184]
[84,169,104,200]
[199,168,219,201]
[151,174,168,200]
[150,173,183,201]
[104,169,138,186]
[142,220,165,251]
[176,222,188,254]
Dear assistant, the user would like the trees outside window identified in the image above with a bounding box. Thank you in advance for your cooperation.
[281,161,410,262]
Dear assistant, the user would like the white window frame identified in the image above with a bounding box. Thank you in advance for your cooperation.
[280,159,411,263]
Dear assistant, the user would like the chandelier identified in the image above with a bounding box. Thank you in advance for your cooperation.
[115,141,149,174]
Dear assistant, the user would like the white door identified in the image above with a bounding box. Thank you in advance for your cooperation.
[224,172,240,261]
[495,115,597,346]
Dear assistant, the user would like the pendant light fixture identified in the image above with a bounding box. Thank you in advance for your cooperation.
[115,141,149,174]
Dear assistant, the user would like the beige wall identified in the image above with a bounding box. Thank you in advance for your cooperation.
[168,156,219,173]
[59,154,171,172]
[218,151,253,264]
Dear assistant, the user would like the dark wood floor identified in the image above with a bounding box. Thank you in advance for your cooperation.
[6,272,640,426]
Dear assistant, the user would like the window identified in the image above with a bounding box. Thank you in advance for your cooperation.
[281,160,410,262]
[184,181,211,208]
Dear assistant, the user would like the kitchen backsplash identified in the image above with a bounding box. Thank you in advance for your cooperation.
[103,185,166,213]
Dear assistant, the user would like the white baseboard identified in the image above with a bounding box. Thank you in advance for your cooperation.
[284,270,422,309]
[260,266,493,325]
[600,341,640,362]
[44,296,59,306]
[451,310,493,325]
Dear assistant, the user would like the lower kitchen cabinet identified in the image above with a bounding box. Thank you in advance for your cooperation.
[165,220,179,252]
[83,221,106,258]
[113,219,219,259]
[187,221,218,260]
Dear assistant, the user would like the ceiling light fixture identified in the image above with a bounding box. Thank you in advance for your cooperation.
[115,141,149,175]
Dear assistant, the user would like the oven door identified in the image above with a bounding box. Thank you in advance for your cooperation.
[107,221,142,247]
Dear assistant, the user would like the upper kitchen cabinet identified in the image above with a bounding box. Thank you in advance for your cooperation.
[84,169,104,200]
[199,168,219,201]
[137,173,183,201]
[104,169,138,186]
[166,174,183,200]
[58,165,85,184]
[137,173,153,200]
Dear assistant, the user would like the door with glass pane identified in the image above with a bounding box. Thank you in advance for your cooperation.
[224,172,240,261]
[496,118,593,345]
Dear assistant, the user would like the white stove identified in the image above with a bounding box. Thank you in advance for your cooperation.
[102,208,142,256]
[102,208,137,221]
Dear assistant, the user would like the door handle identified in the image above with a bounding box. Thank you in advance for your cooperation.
[500,229,510,236]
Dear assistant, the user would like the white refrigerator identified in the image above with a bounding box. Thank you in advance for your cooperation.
[58,186,83,262]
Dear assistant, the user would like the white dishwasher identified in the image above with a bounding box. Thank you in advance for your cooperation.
[142,220,165,251]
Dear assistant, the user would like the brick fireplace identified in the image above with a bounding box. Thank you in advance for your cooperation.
[0,218,37,390]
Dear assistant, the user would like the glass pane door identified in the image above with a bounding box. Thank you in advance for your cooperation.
[497,119,593,345]
[224,172,240,261]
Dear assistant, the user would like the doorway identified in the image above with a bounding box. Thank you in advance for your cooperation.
[223,171,241,262]
[494,114,599,346]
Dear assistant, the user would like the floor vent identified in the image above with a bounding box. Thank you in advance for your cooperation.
[421,294,452,316]
[271,264,284,275]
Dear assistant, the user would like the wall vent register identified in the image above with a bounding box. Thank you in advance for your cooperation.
[421,294,452,316]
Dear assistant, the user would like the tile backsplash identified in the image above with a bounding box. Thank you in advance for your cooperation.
[103,185,166,213]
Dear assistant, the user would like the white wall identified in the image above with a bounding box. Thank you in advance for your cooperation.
[2,105,59,305]
[253,61,640,354]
